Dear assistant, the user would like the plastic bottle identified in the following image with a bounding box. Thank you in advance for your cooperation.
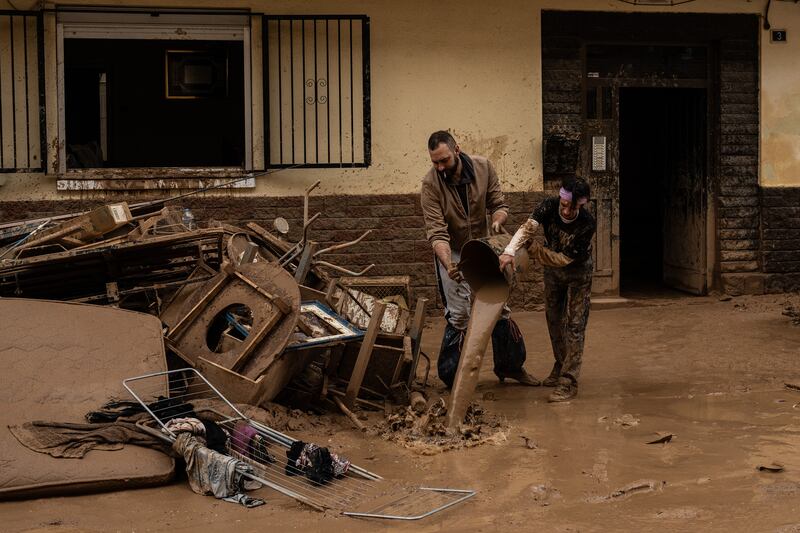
[182,208,196,230]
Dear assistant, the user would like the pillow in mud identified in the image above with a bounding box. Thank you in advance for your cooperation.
[285,441,351,484]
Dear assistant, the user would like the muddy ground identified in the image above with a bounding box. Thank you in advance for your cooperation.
[4,293,800,532]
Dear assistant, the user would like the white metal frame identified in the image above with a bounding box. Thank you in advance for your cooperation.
[49,10,259,184]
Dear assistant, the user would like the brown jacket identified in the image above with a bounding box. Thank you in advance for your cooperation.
[420,153,509,253]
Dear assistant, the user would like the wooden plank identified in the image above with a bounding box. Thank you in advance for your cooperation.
[406,297,428,386]
[389,335,412,386]
[344,300,386,409]
[12,16,28,168]
[232,269,290,314]
[25,15,40,168]
[229,306,284,372]
[324,278,338,308]
[167,272,230,340]
[0,16,15,168]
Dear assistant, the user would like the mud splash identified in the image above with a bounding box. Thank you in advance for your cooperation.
[446,282,509,428]
[377,399,508,455]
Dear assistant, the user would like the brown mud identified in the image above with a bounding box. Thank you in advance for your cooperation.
[446,282,509,429]
[4,293,800,532]
[378,399,509,455]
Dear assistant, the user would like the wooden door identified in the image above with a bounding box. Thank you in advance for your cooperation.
[583,83,619,296]
[661,90,707,294]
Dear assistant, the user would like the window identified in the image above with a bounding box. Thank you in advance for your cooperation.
[50,8,257,188]
[0,12,43,172]
[264,16,371,167]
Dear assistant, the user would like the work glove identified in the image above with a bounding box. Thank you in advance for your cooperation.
[490,221,505,235]
[447,262,464,283]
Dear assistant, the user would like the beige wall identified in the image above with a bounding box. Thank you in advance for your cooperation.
[3,0,799,201]
[759,1,800,187]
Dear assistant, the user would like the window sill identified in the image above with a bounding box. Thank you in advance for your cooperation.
[56,167,255,191]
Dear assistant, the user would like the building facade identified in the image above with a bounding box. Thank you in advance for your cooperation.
[1,0,799,309]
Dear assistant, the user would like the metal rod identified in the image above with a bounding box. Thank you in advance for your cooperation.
[314,229,370,257]
[10,15,17,168]
[23,16,30,169]
[343,488,477,520]
[0,218,51,259]
[313,18,319,164]
[338,18,342,165]
[304,180,321,227]
[277,211,320,265]
[362,17,371,166]
[264,17,271,168]
[290,19,295,163]
[314,261,374,277]
[302,19,307,164]
[326,19,331,163]
[277,19,283,165]
[349,19,354,164]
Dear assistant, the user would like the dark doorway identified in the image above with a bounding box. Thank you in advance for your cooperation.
[619,88,707,296]
[65,39,245,168]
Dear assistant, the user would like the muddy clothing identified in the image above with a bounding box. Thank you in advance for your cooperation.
[435,247,519,386]
[530,197,595,384]
[437,318,527,389]
[544,260,593,384]
[530,197,595,265]
[506,196,595,385]
[424,153,522,386]
[435,248,511,330]
[421,153,509,253]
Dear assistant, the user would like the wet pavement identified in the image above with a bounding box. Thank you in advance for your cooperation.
[3,294,800,532]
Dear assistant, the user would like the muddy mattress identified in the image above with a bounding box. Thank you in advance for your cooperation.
[0,299,175,499]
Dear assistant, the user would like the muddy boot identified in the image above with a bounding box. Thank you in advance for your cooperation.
[498,368,541,386]
[548,377,577,402]
[542,365,561,387]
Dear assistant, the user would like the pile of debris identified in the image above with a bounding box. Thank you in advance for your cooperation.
[377,399,509,455]
[0,183,429,422]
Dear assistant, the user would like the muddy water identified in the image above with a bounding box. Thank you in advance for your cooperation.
[445,282,509,429]
[5,295,800,532]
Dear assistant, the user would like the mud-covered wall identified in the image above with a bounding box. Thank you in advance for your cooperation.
[0,0,781,202]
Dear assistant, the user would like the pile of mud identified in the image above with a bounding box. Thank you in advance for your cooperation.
[374,398,509,455]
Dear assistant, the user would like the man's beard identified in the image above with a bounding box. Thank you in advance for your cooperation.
[442,158,458,180]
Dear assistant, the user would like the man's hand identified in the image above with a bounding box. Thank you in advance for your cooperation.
[490,211,508,235]
[447,262,465,283]
[498,253,515,273]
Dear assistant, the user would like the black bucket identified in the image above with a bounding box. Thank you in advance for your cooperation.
[458,234,529,292]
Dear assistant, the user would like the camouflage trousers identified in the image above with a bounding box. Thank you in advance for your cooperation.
[543,260,593,384]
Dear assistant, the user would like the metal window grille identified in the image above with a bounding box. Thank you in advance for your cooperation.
[0,12,44,172]
[264,16,370,168]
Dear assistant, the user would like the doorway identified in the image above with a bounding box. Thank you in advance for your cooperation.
[619,87,708,296]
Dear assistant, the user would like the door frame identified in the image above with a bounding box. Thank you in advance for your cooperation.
[580,41,716,296]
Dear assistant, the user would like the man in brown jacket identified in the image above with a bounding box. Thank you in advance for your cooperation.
[421,130,539,388]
